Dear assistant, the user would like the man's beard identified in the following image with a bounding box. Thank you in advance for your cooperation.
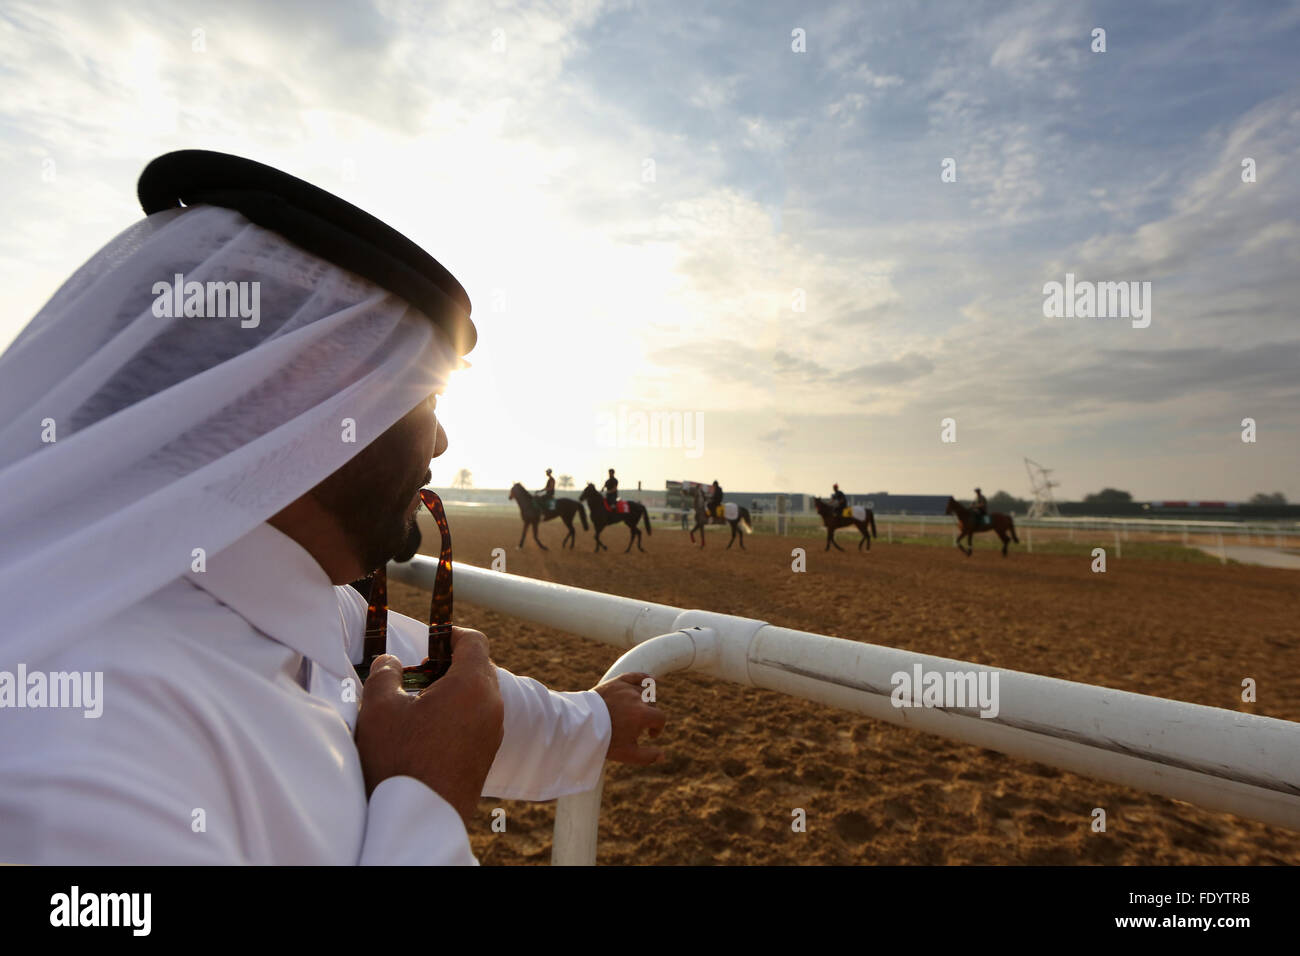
[391,518,422,563]
[313,457,431,574]
[339,482,423,574]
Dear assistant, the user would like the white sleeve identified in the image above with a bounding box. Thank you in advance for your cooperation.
[377,604,612,801]
[360,777,478,865]
[481,671,611,801]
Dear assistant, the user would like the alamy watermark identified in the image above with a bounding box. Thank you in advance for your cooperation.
[151,272,261,328]
[1042,273,1151,328]
[595,404,704,459]
[50,886,150,935]
[0,665,103,717]
[890,664,999,718]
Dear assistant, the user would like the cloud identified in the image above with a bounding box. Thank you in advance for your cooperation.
[836,353,935,386]
[2,0,1296,499]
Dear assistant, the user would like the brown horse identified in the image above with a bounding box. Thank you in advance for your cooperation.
[580,483,652,552]
[812,497,876,551]
[945,496,1019,557]
[508,482,587,549]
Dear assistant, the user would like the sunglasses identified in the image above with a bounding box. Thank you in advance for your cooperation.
[353,488,453,693]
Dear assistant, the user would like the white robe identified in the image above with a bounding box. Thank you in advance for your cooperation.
[0,522,610,864]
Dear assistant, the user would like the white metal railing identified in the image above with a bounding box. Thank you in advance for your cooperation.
[387,559,1300,864]
[749,512,1300,534]
[438,498,1299,545]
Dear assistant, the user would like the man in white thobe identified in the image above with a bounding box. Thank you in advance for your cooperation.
[0,151,665,864]
[0,514,653,864]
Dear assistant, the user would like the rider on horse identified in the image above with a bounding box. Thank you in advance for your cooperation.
[603,469,619,510]
[971,487,988,526]
[535,468,556,511]
[830,483,847,515]
[708,480,723,516]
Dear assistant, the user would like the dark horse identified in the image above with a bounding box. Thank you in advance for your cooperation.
[812,497,877,551]
[580,483,651,552]
[508,482,588,550]
[945,496,1019,557]
[688,484,753,550]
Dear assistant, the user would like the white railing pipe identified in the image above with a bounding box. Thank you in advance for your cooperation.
[389,559,1300,862]
[551,626,716,865]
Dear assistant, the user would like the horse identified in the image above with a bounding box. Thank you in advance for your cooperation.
[688,484,753,550]
[945,496,1019,557]
[508,482,588,550]
[811,497,877,551]
[580,482,652,553]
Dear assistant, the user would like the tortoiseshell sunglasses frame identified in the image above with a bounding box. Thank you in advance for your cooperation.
[353,489,453,692]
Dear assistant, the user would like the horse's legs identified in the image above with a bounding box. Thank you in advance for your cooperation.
[998,528,1009,556]
[518,522,530,549]
[825,528,833,551]
[533,521,547,551]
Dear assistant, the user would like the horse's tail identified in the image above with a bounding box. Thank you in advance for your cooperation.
[739,508,752,535]
[870,511,877,538]
[577,502,588,530]
[1008,515,1019,543]
[641,506,652,535]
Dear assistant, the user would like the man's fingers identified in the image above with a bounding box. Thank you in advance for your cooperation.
[625,702,666,736]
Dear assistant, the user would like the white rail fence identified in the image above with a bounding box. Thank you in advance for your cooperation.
[442,499,1300,549]
[748,511,1300,540]
[388,558,1300,865]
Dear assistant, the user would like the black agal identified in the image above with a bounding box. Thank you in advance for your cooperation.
[138,150,475,355]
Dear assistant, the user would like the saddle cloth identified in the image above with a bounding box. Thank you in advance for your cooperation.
[607,499,630,514]
[723,502,738,521]
[841,505,866,520]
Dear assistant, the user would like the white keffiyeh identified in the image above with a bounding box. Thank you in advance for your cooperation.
[0,203,461,669]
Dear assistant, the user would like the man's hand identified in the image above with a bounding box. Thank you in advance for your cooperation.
[592,672,666,765]
[354,627,504,827]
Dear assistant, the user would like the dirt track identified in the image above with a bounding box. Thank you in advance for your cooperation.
[386,512,1300,865]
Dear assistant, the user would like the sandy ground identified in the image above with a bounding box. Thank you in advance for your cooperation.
[385,512,1300,865]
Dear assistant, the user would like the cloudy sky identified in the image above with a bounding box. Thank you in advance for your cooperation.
[2,0,1297,501]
